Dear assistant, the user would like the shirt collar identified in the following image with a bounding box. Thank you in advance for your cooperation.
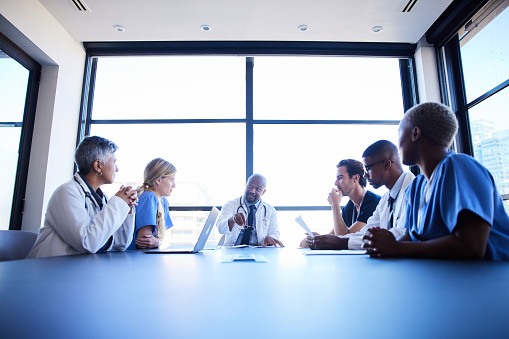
[246,198,262,210]
[78,172,105,209]
[389,171,409,200]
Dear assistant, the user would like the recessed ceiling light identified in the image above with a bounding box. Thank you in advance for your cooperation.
[201,25,212,32]
[113,25,125,32]
[371,26,383,33]
[298,25,309,32]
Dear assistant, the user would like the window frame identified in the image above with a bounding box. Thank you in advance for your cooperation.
[428,0,509,203]
[80,41,418,212]
[0,32,41,230]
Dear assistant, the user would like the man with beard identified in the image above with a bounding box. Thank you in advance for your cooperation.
[216,174,283,247]
[305,140,414,250]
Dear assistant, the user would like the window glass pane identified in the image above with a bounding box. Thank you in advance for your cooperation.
[0,51,29,230]
[0,128,22,230]
[469,88,509,212]
[89,123,245,207]
[161,211,223,248]
[92,56,246,120]
[0,52,29,122]
[254,124,405,207]
[459,3,509,102]
[254,56,404,120]
[276,210,332,248]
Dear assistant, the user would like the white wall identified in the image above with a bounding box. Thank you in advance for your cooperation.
[0,0,86,231]
[414,36,442,103]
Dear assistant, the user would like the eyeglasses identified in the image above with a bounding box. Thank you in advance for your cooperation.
[364,160,390,172]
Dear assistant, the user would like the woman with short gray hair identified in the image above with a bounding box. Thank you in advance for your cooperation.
[27,136,138,258]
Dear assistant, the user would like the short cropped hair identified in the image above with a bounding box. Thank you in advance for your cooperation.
[247,174,267,188]
[362,140,399,159]
[405,102,458,148]
[337,159,367,187]
[75,136,118,174]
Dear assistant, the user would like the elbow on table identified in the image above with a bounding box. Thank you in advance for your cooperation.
[461,245,487,260]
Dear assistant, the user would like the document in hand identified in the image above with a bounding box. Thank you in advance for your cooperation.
[295,215,315,238]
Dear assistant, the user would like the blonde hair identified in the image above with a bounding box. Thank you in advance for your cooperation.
[136,158,177,240]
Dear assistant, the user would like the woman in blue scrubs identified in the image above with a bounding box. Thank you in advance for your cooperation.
[363,102,509,260]
[128,158,176,249]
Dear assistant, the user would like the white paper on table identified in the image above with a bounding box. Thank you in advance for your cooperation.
[295,215,315,238]
[219,254,268,262]
[304,250,367,255]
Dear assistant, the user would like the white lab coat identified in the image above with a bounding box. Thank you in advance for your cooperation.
[216,197,280,246]
[27,173,135,258]
[346,171,415,249]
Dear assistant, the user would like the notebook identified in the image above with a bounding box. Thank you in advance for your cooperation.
[144,206,219,254]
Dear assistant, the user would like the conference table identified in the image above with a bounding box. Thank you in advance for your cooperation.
[1,247,509,338]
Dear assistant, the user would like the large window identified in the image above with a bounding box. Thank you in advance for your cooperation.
[0,34,40,230]
[441,0,509,212]
[83,45,414,247]
[461,1,509,213]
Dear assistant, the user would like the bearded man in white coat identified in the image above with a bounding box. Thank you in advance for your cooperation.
[216,174,283,247]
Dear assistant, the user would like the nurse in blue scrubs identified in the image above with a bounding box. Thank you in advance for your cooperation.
[128,158,176,249]
[363,102,509,260]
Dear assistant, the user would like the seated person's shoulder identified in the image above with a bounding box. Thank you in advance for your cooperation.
[138,190,158,203]
[365,190,381,203]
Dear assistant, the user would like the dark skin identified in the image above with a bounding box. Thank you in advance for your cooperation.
[363,115,492,260]
[304,154,404,250]
[363,210,490,259]
[306,234,349,250]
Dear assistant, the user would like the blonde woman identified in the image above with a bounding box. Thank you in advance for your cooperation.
[128,158,177,249]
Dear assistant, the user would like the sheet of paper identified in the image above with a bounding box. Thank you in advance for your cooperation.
[295,215,315,238]
[219,254,267,262]
[303,250,367,255]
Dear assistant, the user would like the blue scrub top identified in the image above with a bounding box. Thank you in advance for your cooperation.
[127,191,173,250]
[405,152,509,260]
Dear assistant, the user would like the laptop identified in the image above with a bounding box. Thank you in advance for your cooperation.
[144,207,219,254]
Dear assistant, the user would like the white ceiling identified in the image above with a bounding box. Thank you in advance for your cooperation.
[39,0,453,43]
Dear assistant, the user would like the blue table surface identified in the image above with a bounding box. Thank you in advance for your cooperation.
[1,247,509,339]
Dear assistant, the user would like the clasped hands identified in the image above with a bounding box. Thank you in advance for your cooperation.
[362,227,399,257]
[115,185,138,213]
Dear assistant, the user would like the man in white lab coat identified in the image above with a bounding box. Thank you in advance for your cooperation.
[216,174,283,247]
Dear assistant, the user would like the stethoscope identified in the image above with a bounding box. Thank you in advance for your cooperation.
[236,196,268,224]
[74,176,106,210]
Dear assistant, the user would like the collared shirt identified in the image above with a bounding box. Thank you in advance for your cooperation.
[346,171,415,250]
[78,172,106,209]
[235,199,261,246]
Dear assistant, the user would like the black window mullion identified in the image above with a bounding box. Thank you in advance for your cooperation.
[399,58,418,111]
[246,57,254,181]
[442,37,473,156]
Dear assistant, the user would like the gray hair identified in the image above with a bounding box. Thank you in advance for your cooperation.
[405,102,458,148]
[75,136,118,174]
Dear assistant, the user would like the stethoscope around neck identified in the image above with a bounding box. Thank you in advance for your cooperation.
[74,176,106,210]
[236,196,268,221]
